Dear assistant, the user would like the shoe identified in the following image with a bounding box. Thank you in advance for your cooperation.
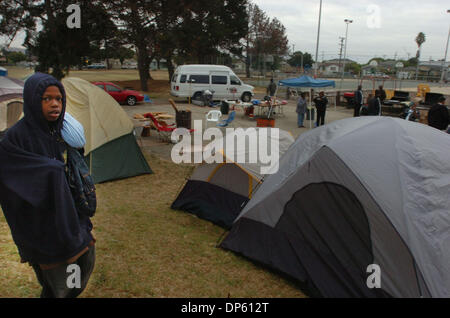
[298,125,305,128]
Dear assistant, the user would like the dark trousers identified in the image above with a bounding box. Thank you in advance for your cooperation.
[316,109,326,126]
[354,104,362,117]
[31,246,95,298]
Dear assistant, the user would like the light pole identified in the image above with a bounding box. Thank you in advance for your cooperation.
[314,0,323,77]
[440,9,450,83]
[341,19,353,84]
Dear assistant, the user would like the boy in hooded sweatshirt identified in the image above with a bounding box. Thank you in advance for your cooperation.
[0,73,95,298]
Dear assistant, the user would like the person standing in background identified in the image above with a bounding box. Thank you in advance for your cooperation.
[428,96,449,131]
[296,92,307,128]
[267,78,277,97]
[375,85,386,103]
[313,91,328,126]
[354,85,363,117]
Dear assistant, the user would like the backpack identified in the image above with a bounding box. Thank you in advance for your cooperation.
[65,145,97,217]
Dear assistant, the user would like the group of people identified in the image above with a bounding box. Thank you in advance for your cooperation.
[353,85,386,117]
[266,79,330,128]
[353,84,449,131]
[295,83,449,133]
[296,90,329,128]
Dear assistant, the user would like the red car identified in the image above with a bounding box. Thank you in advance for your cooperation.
[93,81,144,106]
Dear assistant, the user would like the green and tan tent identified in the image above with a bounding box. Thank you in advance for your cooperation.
[61,77,152,183]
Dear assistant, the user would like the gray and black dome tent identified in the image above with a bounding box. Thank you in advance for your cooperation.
[171,128,294,229]
[221,117,450,297]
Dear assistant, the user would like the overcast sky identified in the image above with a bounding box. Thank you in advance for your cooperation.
[253,0,450,64]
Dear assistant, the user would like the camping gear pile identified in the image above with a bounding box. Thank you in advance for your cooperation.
[192,89,216,107]
[220,116,450,298]
[382,90,411,117]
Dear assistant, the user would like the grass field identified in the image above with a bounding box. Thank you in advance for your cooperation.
[0,152,305,298]
[6,66,267,98]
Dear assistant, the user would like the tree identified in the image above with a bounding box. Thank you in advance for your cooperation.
[405,57,418,67]
[415,32,426,56]
[106,0,188,90]
[288,51,314,70]
[113,46,135,65]
[234,3,288,78]
[6,51,27,64]
[0,0,35,46]
[174,0,248,65]
[1,0,119,80]
[415,32,425,79]
[345,62,361,75]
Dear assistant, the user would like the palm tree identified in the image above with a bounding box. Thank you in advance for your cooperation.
[415,32,426,80]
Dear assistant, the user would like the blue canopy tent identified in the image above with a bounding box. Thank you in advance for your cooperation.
[278,76,336,128]
[278,75,335,88]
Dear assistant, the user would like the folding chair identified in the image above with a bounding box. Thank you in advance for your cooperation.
[145,113,193,142]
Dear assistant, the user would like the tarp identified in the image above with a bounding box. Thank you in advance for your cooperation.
[278,75,335,88]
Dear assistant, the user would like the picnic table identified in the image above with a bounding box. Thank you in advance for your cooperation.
[223,100,287,118]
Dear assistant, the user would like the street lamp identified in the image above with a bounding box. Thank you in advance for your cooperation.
[314,0,323,77]
[341,19,353,83]
[440,9,450,83]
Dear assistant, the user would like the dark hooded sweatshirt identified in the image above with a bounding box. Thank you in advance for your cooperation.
[0,72,93,265]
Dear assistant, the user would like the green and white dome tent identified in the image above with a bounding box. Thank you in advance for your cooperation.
[61,77,152,183]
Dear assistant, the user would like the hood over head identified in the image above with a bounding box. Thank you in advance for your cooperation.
[23,72,66,134]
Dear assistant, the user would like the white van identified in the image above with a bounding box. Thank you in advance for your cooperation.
[170,64,254,102]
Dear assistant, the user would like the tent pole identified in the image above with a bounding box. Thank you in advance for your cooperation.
[89,151,93,175]
[309,88,312,129]
[334,90,337,112]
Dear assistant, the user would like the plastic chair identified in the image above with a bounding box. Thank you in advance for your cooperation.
[217,111,236,127]
[205,110,222,128]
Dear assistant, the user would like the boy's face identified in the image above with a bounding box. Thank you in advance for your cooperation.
[41,86,63,122]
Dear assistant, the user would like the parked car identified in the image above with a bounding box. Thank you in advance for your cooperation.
[87,63,106,69]
[170,64,254,102]
[121,63,138,69]
[93,81,144,106]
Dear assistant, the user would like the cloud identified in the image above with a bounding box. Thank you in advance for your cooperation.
[252,0,450,63]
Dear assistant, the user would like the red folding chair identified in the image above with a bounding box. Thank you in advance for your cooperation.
[143,113,194,142]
